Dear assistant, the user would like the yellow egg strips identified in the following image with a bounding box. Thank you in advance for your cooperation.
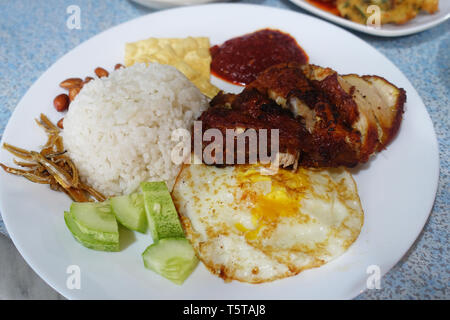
[125,37,219,98]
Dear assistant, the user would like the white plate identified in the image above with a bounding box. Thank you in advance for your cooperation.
[131,0,226,10]
[290,0,450,37]
[0,3,439,299]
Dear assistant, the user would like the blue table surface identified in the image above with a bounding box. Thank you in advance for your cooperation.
[0,0,448,299]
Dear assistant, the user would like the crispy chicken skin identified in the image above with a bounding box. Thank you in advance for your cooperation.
[196,88,306,168]
[196,62,406,168]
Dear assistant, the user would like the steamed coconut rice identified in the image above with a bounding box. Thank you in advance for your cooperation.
[62,63,208,196]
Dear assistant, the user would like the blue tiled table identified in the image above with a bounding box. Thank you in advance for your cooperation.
[0,0,448,299]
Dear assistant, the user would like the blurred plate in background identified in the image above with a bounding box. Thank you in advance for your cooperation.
[131,0,228,10]
[289,0,450,37]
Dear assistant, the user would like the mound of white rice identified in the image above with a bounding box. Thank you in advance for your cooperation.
[63,63,208,196]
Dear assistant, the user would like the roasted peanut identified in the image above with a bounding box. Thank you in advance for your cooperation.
[84,76,94,84]
[95,67,109,78]
[57,118,64,129]
[68,87,81,101]
[53,94,70,112]
[114,63,125,70]
[59,78,83,89]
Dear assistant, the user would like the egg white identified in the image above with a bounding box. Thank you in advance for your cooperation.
[172,164,364,283]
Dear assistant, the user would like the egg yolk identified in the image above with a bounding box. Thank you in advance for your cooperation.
[235,165,310,239]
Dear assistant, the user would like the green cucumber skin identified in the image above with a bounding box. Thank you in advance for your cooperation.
[70,201,119,243]
[72,219,119,243]
[142,238,199,285]
[64,212,119,252]
[110,193,148,233]
[141,182,185,241]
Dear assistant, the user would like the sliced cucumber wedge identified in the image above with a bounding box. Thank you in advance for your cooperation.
[64,211,119,252]
[110,193,147,233]
[142,238,199,285]
[70,201,119,243]
[140,181,185,241]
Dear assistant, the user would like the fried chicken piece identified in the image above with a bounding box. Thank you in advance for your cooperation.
[196,62,405,168]
[245,63,361,166]
[338,74,405,151]
[196,88,306,168]
[253,63,405,165]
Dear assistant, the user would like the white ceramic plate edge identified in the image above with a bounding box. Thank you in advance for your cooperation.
[131,0,227,10]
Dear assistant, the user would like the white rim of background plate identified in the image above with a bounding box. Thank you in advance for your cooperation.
[0,3,439,299]
[131,0,226,10]
[289,0,450,37]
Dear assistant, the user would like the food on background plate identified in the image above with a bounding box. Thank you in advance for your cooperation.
[125,37,219,98]
[337,0,439,25]
[308,0,439,25]
[198,62,405,168]
[172,163,364,283]
[62,63,208,196]
[210,29,308,85]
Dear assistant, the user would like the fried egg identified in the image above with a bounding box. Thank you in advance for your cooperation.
[172,164,364,283]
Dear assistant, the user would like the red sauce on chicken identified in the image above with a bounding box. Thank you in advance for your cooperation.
[210,29,308,86]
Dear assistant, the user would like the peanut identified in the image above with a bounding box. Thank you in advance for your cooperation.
[68,87,81,101]
[114,63,125,70]
[53,94,70,112]
[84,76,94,84]
[57,118,64,129]
[59,78,83,90]
[95,67,109,78]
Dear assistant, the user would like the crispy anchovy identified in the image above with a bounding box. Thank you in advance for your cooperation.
[41,146,56,157]
[13,159,40,169]
[0,163,53,184]
[48,154,78,187]
[3,143,34,161]
[62,187,89,202]
[64,157,79,188]
[3,114,106,203]
[79,183,106,202]
[30,151,75,189]
[42,134,59,149]
[46,151,67,159]
[35,119,58,135]
[36,113,59,133]
[55,136,64,153]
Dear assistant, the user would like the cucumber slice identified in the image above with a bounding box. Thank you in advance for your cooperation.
[140,181,185,241]
[70,201,119,243]
[110,193,147,233]
[64,211,119,252]
[142,238,199,285]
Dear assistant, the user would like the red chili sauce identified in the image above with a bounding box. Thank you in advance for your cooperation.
[210,29,308,86]
[306,0,340,16]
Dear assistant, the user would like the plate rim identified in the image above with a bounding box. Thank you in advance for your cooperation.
[289,0,450,37]
[0,3,440,300]
[131,0,226,10]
